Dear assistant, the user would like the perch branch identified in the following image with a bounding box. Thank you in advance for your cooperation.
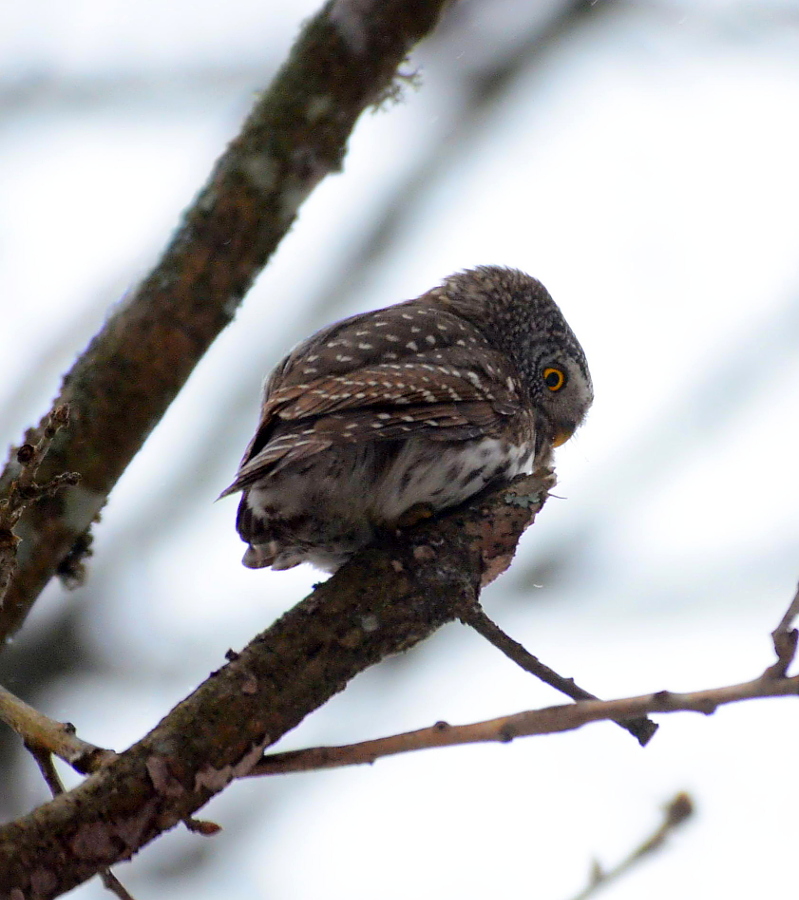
[459,604,657,745]
[0,0,452,645]
[26,745,136,900]
[0,470,551,899]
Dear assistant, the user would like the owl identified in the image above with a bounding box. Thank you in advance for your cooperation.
[221,266,593,572]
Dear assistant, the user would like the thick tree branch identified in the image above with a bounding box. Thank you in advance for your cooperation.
[0,0,452,644]
[25,746,136,900]
[0,471,550,899]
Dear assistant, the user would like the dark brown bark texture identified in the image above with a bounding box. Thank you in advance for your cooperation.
[0,0,452,643]
[0,472,551,899]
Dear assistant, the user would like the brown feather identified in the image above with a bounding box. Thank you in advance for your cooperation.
[221,267,593,572]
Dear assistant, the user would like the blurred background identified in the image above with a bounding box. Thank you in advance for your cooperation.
[1,0,798,897]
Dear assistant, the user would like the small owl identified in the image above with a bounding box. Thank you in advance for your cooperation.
[221,266,593,572]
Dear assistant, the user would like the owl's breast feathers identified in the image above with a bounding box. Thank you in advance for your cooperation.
[221,300,532,497]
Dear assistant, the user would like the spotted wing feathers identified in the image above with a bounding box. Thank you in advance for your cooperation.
[220,300,525,496]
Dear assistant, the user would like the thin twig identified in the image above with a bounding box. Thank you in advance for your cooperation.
[768,581,799,677]
[1,406,72,504]
[772,582,799,636]
[249,664,799,777]
[27,742,66,797]
[0,405,79,602]
[26,743,136,900]
[0,683,117,774]
[250,587,799,776]
[99,870,138,900]
[460,604,658,746]
[565,792,694,900]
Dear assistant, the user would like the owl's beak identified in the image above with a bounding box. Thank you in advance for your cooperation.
[552,427,575,448]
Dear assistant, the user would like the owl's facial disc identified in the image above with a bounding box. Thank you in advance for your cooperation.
[539,356,593,450]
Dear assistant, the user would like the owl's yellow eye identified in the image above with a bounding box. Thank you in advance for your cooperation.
[543,367,566,391]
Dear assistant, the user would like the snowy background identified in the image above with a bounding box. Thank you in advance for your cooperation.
[1,1,798,897]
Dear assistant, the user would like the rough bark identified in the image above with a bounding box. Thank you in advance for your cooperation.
[0,472,550,899]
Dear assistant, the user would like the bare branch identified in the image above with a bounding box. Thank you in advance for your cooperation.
[565,793,694,900]
[0,0,452,645]
[0,683,117,774]
[460,604,658,746]
[249,663,798,777]
[249,586,799,777]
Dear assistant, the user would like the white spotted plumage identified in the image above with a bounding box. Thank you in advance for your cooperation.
[221,266,593,572]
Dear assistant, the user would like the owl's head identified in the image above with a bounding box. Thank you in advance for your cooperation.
[432,266,593,453]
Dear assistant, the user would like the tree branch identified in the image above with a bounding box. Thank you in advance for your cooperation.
[25,745,137,900]
[0,470,551,899]
[248,635,798,777]
[564,792,694,900]
[247,586,799,777]
[459,604,658,745]
[0,0,452,645]
[0,683,117,775]
[769,582,799,677]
